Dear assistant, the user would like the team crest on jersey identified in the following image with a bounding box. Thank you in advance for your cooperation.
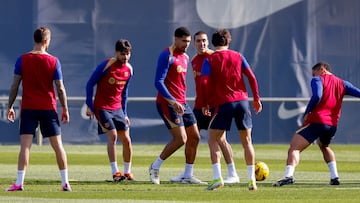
[123,71,129,77]
[108,77,115,84]
[176,65,186,73]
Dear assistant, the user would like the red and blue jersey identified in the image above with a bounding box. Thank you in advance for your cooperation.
[86,58,133,116]
[200,49,260,107]
[14,52,62,110]
[304,74,360,126]
[155,47,189,104]
[192,50,213,109]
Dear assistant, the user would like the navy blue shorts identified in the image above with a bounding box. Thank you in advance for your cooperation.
[297,123,337,145]
[210,101,252,131]
[20,109,61,137]
[193,108,212,130]
[156,102,197,129]
[97,109,129,134]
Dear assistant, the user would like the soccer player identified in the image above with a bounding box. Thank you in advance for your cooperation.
[273,61,360,186]
[200,29,262,190]
[86,39,134,182]
[149,27,206,185]
[170,31,240,184]
[6,26,71,192]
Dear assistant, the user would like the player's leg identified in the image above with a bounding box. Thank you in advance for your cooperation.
[42,110,71,191]
[273,132,310,187]
[49,135,71,191]
[317,126,339,185]
[113,109,133,181]
[207,128,226,190]
[218,133,239,184]
[150,103,187,184]
[105,129,122,181]
[117,129,134,180]
[239,128,257,190]
[7,110,36,192]
[6,134,33,191]
[234,101,256,190]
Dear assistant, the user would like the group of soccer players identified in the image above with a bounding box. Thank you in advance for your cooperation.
[6,25,360,192]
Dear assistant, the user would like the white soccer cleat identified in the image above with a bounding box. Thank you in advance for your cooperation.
[170,172,184,182]
[149,164,160,184]
[181,176,208,185]
[223,175,240,184]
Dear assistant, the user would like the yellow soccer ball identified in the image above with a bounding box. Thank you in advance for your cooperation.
[255,161,270,181]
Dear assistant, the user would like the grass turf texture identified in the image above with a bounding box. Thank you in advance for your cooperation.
[0,144,359,202]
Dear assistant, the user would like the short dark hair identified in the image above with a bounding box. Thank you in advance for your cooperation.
[193,31,207,40]
[212,29,231,47]
[174,27,191,38]
[312,61,331,72]
[33,27,50,43]
[115,39,132,52]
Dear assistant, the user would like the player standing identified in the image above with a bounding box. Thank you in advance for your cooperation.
[171,31,240,184]
[201,29,262,190]
[86,39,134,182]
[6,26,71,192]
[273,61,360,186]
[149,27,206,185]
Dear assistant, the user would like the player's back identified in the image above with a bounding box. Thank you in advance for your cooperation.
[208,49,249,105]
[306,74,345,126]
[20,52,58,110]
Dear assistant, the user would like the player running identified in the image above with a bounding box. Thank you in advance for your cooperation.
[273,61,360,186]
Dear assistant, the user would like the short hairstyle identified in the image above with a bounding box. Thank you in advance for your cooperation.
[33,27,51,43]
[312,61,331,72]
[115,39,132,52]
[193,31,207,40]
[174,27,191,38]
[211,29,231,47]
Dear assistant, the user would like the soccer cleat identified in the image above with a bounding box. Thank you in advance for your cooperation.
[149,164,160,184]
[170,173,184,182]
[62,183,72,192]
[272,176,295,187]
[121,173,135,181]
[206,178,224,190]
[113,171,123,182]
[330,177,340,185]
[181,176,208,185]
[223,175,240,184]
[5,183,24,192]
[248,180,257,191]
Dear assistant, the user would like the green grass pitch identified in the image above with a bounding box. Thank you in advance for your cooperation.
[0,144,359,202]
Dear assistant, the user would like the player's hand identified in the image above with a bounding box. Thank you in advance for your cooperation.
[86,107,95,120]
[7,108,15,123]
[61,108,70,124]
[253,100,262,115]
[125,116,131,126]
[172,102,184,116]
[202,105,211,116]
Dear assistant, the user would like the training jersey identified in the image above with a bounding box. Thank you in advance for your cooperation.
[155,46,189,104]
[192,50,213,109]
[86,58,133,116]
[14,52,62,110]
[303,74,356,127]
[200,49,260,107]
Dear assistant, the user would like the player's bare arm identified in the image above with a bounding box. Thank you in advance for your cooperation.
[7,74,22,122]
[55,79,70,124]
